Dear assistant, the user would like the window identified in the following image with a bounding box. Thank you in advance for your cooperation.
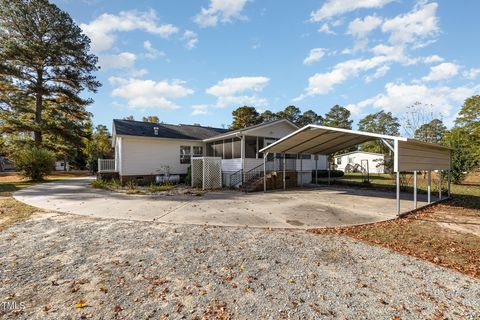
[180,146,191,164]
[348,157,355,164]
[193,146,203,156]
[336,157,342,165]
[206,143,214,156]
[245,136,257,158]
[223,139,233,159]
[233,138,241,158]
[213,141,223,158]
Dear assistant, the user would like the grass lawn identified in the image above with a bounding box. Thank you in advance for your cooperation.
[0,171,91,231]
[310,171,480,278]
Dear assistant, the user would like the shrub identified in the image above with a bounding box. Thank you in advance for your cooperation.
[312,170,344,178]
[185,166,192,185]
[125,180,138,190]
[12,147,54,181]
[147,183,173,193]
[91,178,109,189]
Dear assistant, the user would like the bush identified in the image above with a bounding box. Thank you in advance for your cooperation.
[12,147,54,181]
[312,170,344,178]
[147,183,173,193]
[185,165,192,185]
[91,178,109,189]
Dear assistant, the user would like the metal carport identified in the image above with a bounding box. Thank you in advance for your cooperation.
[259,124,452,215]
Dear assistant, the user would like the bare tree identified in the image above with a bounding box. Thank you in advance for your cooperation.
[400,102,442,138]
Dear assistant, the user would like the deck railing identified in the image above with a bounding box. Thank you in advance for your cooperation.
[98,159,116,172]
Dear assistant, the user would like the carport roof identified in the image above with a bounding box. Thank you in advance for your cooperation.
[259,124,450,155]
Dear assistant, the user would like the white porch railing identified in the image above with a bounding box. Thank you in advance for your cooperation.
[98,159,116,172]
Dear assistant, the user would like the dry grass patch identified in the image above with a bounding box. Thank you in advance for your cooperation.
[309,196,480,278]
[0,195,37,231]
[0,171,89,231]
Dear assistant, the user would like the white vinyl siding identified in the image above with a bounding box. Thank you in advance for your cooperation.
[120,137,204,175]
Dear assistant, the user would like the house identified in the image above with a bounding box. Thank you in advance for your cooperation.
[55,160,69,171]
[334,151,385,174]
[0,155,14,172]
[107,119,328,187]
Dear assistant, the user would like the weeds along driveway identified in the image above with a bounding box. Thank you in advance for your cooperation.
[13,178,430,229]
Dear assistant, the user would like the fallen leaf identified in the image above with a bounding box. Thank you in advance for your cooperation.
[75,299,87,309]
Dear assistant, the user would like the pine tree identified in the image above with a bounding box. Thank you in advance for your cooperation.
[0,0,100,153]
[323,105,353,129]
[230,106,261,130]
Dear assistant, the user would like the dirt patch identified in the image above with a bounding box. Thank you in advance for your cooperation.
[0,196,38,231]
[309,196,480,278]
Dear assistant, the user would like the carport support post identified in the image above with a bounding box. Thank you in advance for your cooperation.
[427,170,431,204]
[315,155,318,186]
[413,171,417,209]
[447,170,451,197]
[439,170,442,200]
[328,161,331,185]
[283,153,286,191]
[396,171,400,215]
[300,155,303,187]
[263,152,267,192]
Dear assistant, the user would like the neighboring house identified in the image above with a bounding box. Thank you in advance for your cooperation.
[334,151,385,174]
[55,160,69,171]
[108,119,328,186]
[0,155,14,172]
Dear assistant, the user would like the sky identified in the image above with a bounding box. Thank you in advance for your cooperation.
[52,0,480,130]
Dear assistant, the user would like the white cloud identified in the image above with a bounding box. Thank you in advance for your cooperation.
[345,103,364,117]
[422,62,460,82]
[423,55,444,64]
[194,0,249,28]
[349,82,480,116]
[99,52,148,77]
[182,30,198,49]
[347,15,383,38]
[303,48,326,65]
[365,65,390,83]
[295,52,406,99]
[207,76,269,96]
[463,68,480,80]
[206,76,270,108]
[346,15,383,52]
[109,77,194,109]
[191,104,209,115]
[318,23,336,35]
[143,41,166,59]
[310,0,395,22]
[381,2,439,47]
[80,10,179,53]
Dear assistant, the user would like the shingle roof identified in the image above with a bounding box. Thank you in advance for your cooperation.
[113,119,229,140]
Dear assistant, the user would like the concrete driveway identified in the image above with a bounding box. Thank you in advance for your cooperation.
[14,177,431,229]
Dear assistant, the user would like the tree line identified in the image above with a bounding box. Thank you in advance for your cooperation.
[227,100,479,182]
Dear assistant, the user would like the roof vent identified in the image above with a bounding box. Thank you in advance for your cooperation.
[153,126,159,135]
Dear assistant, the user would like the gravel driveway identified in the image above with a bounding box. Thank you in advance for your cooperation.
[1,212,479,319]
